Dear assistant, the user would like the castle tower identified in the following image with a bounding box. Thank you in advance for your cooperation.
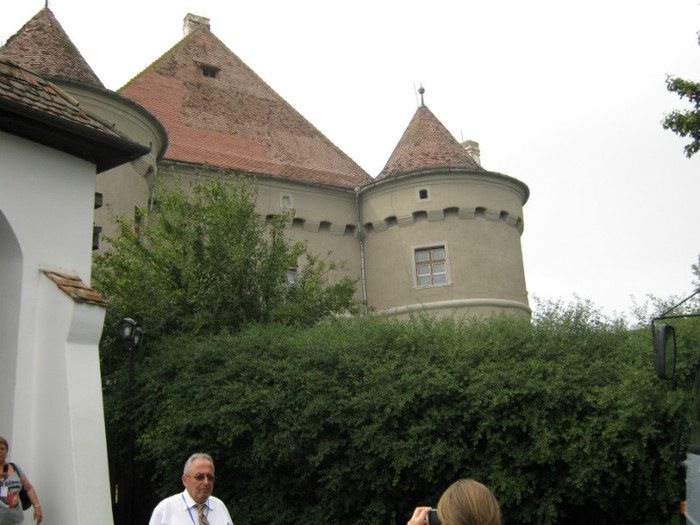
[0,7,167,252]
[359,100,530,318]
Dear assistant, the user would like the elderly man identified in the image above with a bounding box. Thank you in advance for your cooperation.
[149,453,233,525]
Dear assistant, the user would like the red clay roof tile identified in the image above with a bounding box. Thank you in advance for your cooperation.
[43,271,108,307]
[119,25,372,189]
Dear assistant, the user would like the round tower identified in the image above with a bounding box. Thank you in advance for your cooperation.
[0,7,167,252]
[360,102,530,319]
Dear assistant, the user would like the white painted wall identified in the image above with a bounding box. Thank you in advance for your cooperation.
[0,131,114,525]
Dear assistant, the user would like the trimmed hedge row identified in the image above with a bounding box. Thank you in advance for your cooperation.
[105,307,696,524]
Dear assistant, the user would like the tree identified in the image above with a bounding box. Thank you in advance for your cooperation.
[663,34,700,157]
[92,174,359,339]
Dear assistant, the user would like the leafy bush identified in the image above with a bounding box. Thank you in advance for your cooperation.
[108,303,696,524]
[93,175,359,339]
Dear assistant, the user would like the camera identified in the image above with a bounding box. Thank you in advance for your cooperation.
[426,509,441,525]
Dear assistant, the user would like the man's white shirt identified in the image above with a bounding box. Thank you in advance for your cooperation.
[149,489,233,525]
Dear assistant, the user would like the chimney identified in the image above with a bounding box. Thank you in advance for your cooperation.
[183,13,210,36]
[462,140,481,166]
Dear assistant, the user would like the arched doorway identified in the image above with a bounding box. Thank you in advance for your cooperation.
[0,210,23,432]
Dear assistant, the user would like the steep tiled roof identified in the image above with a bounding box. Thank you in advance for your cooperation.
[119,23,372,189]
[377,104,483,180]
[0,8,103,88]
[0,57,149,172]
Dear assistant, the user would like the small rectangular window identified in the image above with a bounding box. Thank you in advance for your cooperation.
[92,225,102,251]
[280,194,293,209]
[415,246,448,286]
[200,65,220,78]
[417,187,431,201]
[286,268,297,284]
[134,204,145,236]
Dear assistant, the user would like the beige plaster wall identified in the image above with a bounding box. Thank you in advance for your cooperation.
[255,179,362,287]
[57,83,165,252]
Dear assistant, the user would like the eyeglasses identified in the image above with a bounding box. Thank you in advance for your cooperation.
[185,474,215,482]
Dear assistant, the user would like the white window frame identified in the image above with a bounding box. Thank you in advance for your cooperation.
[285,267,297,284]
[413,243,451,288]
[280,194,293,209]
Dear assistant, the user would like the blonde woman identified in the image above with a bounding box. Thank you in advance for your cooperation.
[408,479,500,525]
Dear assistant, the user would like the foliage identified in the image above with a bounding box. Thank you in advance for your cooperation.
[664,73,700,157]
[627,255,700,329]
[92,175,360,341]
[693,254,700,290]
[110,302,697,525]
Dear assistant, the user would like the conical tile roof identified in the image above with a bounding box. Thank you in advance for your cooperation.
[119,22,372,189]
[0,8,103,88]
[377,104,482,180]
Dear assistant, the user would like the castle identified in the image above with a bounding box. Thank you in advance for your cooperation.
[1,9,530,319]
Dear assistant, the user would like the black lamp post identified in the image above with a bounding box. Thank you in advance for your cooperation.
[119,318,144,525]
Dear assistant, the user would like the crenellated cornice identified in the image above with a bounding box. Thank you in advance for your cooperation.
[365,205,524,234]
[270,203,525,237]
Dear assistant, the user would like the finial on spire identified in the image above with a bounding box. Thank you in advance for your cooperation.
[418,84,425,106]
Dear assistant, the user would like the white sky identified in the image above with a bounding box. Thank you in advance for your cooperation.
[3,0,700,320]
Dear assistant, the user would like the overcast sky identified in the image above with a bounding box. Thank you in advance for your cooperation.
[3,0,700,320]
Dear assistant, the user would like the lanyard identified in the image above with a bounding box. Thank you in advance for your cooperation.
[182,494,209,525]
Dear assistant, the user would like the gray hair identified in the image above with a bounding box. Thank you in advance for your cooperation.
[183,453,214,475]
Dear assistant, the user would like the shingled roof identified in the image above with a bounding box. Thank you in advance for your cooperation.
[0,57,149,172]
[119,18,372,189]
[377,104,483,180]
[0,7,103,88]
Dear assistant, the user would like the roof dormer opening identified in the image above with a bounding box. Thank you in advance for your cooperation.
[200,64,220,79]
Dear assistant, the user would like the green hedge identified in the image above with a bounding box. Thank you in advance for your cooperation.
[106,306,696,524]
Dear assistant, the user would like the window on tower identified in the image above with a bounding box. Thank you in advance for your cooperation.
[414,245,450,287]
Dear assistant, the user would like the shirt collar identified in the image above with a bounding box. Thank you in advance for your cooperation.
[181,490,210,509]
